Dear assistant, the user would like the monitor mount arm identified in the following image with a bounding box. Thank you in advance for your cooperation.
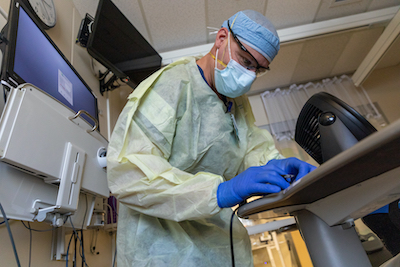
[30,142,86,227]
[99,70,121,95]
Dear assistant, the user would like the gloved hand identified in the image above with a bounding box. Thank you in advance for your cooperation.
[267,158,317,182]
[217,157,316,208]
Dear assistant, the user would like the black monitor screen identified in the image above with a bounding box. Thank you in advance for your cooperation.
[2,2,98,126]
[87,0,161,87]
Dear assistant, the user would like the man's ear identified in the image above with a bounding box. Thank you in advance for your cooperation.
[215,27,229,49]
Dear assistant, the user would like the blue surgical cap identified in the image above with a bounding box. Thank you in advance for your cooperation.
[221,10,280,63]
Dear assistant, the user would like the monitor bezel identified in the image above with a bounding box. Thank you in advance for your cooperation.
[86,0,126,80]
[86,0,161,87]
[0,0,99,127]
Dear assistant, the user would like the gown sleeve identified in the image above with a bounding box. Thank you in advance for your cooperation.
[107,67,223,222]
[238,95,283,173]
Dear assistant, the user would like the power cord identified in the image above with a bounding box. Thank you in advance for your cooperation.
[80,195,89,267]
[113,244,117,267]
[21,220,60,266]
[0,202,21,267]
[28,222,32,267]
[230,206,240,267]
[90,229,99,255]
[64,194,90,266]
[20,221,56,232]
[69,217,89,267]
[66,230,75,267]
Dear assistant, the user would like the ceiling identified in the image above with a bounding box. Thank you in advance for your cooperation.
[72,0,400,94]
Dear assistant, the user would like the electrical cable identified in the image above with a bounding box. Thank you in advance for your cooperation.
[88,21,94,34]
[0,202,21,267]
[110,198,119,266]
[80,229,85,267]
[20,221,56,232]
[81,195,88,229]
[21,220,58,266]
[0,219,9,225]
[112,242,117,267]
[103,203,118,220]
[103,203,118,227]
[28,222,32,267]
[90,229,99,255]
[69,217,89,267]
[230,206,240,267]
[80,195,89,267]
[74,233,77,267]
[66,231,75,267]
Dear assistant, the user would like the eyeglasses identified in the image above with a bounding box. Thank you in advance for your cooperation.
[228,20,270,77]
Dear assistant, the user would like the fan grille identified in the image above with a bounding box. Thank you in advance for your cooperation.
[295,103,323,164]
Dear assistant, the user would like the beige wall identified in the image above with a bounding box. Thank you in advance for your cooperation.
[108,85,133,135]
[0,1,114,266]
[362,64,400,124]
[249,63,400,127]
[0,0,398,266]
[0,221,115,267]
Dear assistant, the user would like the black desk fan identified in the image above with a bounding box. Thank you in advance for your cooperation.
[295,91,400,256]
[295,91,376,164]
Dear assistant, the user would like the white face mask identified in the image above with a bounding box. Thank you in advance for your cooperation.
[214,33,256,98]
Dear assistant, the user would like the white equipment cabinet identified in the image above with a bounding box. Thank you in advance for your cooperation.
[0,83,109,226]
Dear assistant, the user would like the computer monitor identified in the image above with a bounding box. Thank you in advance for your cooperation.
[86,0,162,89]
[0,1,109,227]
[0,1,98,127]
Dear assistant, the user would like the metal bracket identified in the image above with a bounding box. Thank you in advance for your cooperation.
[69,110,98,132]
[33,143,86,226]
[99,70,120,95]
[341,219,355,230]
[51,226,67,261]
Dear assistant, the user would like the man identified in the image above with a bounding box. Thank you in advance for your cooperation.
[107,10,316,266]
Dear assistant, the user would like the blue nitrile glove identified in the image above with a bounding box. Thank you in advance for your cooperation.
[217,157,317,208]
[267,158,317,182]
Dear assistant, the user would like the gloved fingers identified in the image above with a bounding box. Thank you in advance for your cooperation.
[246,183,282,196]
[281,157,317,180]
[258,163,288,177]
[254,170,291,189]
[267,158,317,181]
[295,163,317,181]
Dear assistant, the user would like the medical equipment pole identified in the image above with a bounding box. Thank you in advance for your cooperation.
[293,210,372,267]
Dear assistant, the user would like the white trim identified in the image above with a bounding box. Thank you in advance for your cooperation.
[330,0,363,8]
[352,8,400,86]
[159,6,400,66]
[0,6,7,20]
[106,91,111,140]
[278,6,399,42]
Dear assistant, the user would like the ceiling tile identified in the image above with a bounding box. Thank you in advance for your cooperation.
[291,32,352,84]
[315,0,370,22]
[265,0,320,29]
[115,0,151,43]
[72,0,151,45]
[376,34,400,69]
[367,0,400,11]
[249,42,305,93]
[141,0,207,52]
[331,27,384,76]
[206,0,266,43]
[72,0,99,18]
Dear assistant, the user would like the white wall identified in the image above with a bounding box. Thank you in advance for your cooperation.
[0,1,115,266]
